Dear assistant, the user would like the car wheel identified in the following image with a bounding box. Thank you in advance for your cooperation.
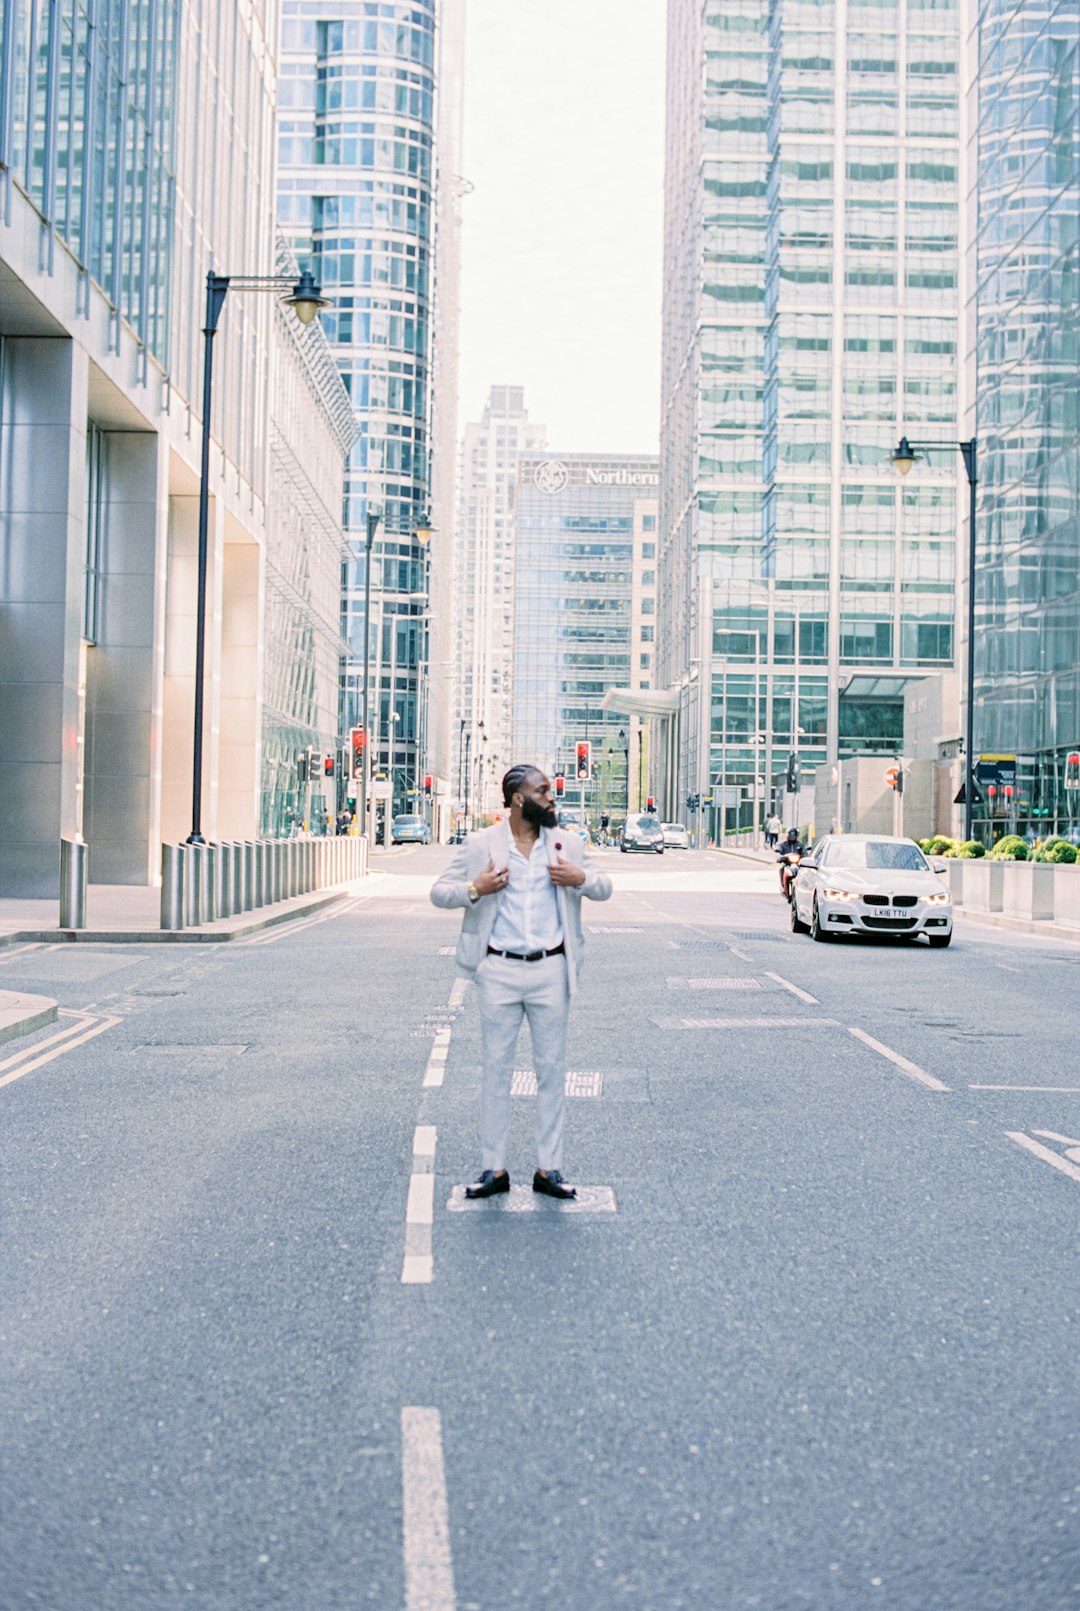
[791,896,809,934]
[810,897,832,942]
[620,844,628,853]
[927,932,952,948]
[656,847,664,854]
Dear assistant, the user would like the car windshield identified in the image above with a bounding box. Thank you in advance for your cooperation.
[395,816,424,825]
[828,841,929,871]
[633,817,660,831]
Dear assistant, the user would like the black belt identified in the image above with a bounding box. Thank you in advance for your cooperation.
[487,942,565,962]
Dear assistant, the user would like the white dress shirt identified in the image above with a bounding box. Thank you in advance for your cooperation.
[488,835,564,953]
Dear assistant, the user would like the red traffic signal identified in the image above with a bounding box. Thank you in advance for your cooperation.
[349,727,366,780]
[646,796,655,812]
[554,774,565,797]
[324,755,335,777]
[424,774,432,796]
[575,741,591,780]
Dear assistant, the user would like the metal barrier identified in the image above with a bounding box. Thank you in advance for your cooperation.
[161,845,186,930]
[158,832,367,928]
[59,837,88,929]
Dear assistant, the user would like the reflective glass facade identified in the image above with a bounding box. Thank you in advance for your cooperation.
[278,2,435,815]
[513,456,659,815]
[0,0,178,366]
[661,0,962,834]
[971,0,1080,835]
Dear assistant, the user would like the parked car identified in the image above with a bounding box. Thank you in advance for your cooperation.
[661,821,690,849]
[620,814,664,854]
[390,813,432,845]
[790,834,952,946]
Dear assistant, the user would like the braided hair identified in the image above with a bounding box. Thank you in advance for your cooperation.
[501,763,543,807]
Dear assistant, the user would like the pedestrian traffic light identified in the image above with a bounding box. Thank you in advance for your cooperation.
[786,752,800,793]
[324,754,335,777]
[555,774,564,797]
[349,726,366,779]
[424,774,432,797]
[576,741,591,780]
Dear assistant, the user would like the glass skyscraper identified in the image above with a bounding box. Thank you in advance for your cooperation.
[969,1,1080,835]
[278,2,437,817]
[660,0,962,835]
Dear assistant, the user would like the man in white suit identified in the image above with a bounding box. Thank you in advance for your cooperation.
[430,764,613,1198]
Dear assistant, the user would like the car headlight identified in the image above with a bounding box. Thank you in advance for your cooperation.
[925,890,951,905]
[822,886,858,901]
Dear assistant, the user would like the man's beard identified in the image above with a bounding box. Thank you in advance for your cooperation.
[521,797,558,830]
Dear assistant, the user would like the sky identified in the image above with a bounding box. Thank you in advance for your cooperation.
[457,0,667,456]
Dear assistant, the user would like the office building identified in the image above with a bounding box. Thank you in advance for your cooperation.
[278,1,439,827]
[0,2,353,897]
[513,454,659,821]
[454,386,547,819]
[967,1,1080,835]
[659,0,963,834]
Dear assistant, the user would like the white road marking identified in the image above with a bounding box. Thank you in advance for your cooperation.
[243,898,361,946]
[401,1407,456,1611]
[402,1127,437,1284]
[447,978,467,1009]
[511,1068,604,1098]
[0,1011,121,1090]
[970,1086,1080,1093]
[447,1184,617,1213]
[764,971,819,1005]
[1031,1128,1080,1147]
[0,943,44,967]
[423,1026,452,1088]
[650,1016,838,1030]
[666,977,764,991]
[728,946,753,962]
[847,1027,950,1092]
[1005,1133,1080,1185]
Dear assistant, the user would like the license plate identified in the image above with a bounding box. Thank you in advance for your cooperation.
[878,907,906,919]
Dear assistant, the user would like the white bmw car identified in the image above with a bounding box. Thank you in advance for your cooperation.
[791,834,953,947]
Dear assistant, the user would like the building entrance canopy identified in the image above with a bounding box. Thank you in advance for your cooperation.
[600,688,679,720]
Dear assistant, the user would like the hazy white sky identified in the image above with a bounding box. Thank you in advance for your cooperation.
[457,0,667,455]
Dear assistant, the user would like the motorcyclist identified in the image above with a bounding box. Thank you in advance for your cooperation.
[776,827,806,897]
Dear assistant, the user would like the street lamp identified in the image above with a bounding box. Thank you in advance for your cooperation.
[619,728,630,816]
[188,267,331,845]
[890,435,978,841]
[412,520,434,818]
[359,502,382,844]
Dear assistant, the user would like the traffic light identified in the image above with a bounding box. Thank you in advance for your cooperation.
[349,726,366,780]
[324,754,335,777]
[687,792,700,813]
[576,741,591,781]
[646,796,655,813]
[424,774,432,797]
[297,753,309,784]
[554,774,565,797]
[786,752,800,793]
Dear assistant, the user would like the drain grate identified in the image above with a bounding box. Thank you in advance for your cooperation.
[511,1068,604,1098]
[730,932,792,943]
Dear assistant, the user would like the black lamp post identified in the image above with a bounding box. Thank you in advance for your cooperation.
[188,268,331,844]
[890,435,978,841]
[358,503,382,841]
[619,727,630,815]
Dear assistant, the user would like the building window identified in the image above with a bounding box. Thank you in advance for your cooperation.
[641,569,655,586]
[641,597,655,614]
[641,542,656,558]
[642,515,657,531]
[640,653,651,669]
[640,626,654,643]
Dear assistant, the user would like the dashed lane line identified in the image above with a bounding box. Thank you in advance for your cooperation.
[970,1085,1080,1093]
[401,1407,456,1611]
[0,943,45,967]
[402,1125,437,1285]
[764,971,819,1005]
[0,1010,121,1090]
[423,1027,451,1089]
[847,1027,950,1092]
[242,898,363,946]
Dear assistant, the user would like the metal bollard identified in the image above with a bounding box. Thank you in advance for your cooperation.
[232,843,244,914]
[216,843,232,920]
[161,844,186,931]
[186,843,204,927]
[242,842,255,911]
[59,837,88,929]
[255,841,267,908]
[204,844,219,923]
[273,841,284,904]
[289,840,300,899]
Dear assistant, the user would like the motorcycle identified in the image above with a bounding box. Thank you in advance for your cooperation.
[777,849,802,901]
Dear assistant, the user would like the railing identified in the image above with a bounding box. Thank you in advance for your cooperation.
[160,835,367,932]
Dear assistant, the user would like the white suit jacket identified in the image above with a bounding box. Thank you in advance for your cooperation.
[429,823,613,997]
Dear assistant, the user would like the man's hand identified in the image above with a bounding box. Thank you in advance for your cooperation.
[549,855,585,889]
[472,859,509,897]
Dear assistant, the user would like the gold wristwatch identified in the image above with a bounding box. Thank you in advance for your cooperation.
[467,882,479,903]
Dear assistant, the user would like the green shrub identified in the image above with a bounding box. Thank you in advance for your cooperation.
[988,834,1029,861]
[947,840,986,858]
[1041,838,1077,864]
[926,836,958,856]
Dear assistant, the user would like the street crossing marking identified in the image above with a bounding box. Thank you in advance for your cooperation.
[764,971,819,1005]
[0,1009,121,1090]
[588,925,644,934]
[511,1068,604,1098]
[666,977,764,990]
[848,1027,951,1092]
[447,1184,617,1213]
[402,1125,438,1284]
[401,1408,456,1611]
[970,1085,1080,1092]
[1005,1130,1080,1185]
[437,945,455,955]
[650,1016,838,1031]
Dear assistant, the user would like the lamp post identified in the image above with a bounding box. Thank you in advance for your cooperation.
[188,268,330,844]
[463,729,472,831]
[359,502,382,845]
[412,520,433,820]
[890,435,978,841]
[619,728,630,816]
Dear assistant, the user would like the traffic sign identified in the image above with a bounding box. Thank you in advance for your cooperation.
[885,765,900,788]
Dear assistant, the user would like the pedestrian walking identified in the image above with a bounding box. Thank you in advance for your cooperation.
[765,812,782,849]
[430,764,613,1200]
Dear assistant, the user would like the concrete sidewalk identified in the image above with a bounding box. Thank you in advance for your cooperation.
[0,881,354,947]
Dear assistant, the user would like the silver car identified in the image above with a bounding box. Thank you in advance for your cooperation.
[662,821,690,849]
[791,834,953,946]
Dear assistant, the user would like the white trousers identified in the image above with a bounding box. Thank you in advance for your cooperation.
[476,951,570,1173]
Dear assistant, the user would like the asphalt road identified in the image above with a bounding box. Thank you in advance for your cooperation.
[1,847,1077,1610]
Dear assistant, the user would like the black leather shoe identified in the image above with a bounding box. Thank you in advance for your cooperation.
[465,1169,510,1199]
[532,1169,577,1200]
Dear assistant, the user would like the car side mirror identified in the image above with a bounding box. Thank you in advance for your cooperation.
[933,861,948,874]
